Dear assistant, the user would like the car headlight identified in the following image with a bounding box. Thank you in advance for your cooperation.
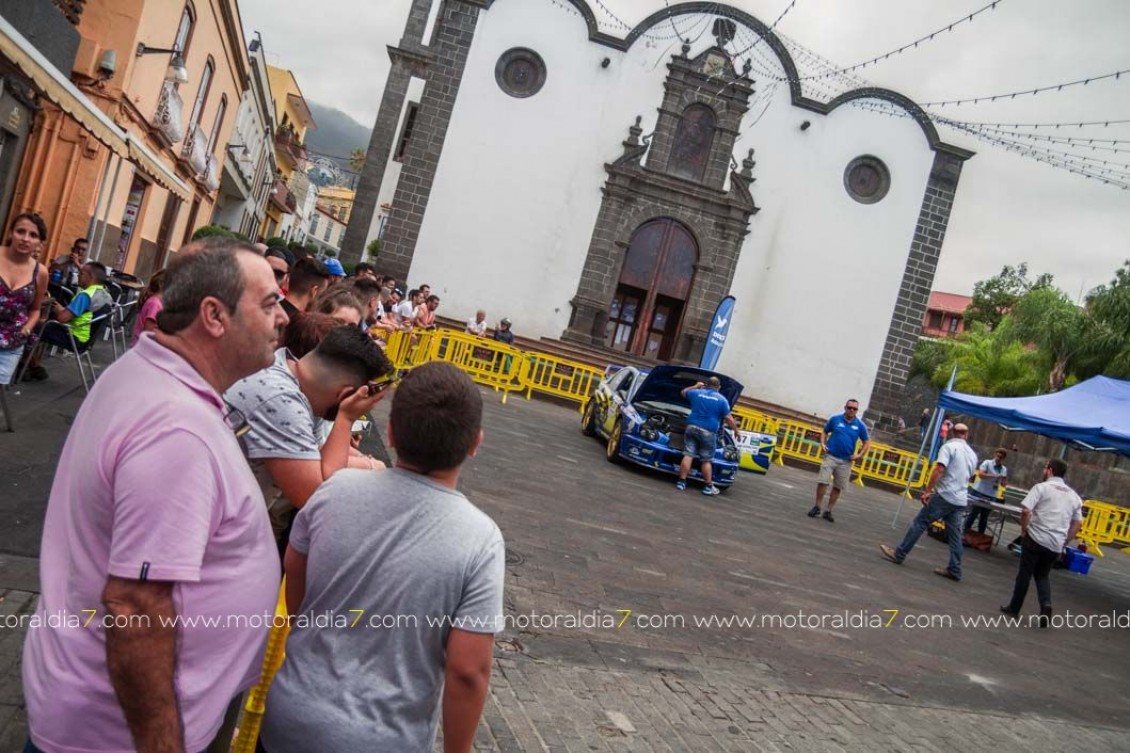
[722,446,739,461]
[640,427,659,441]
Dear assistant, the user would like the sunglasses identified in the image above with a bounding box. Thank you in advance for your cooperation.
[844,406,858,411]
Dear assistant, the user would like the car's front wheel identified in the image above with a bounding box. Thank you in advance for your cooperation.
[606,420,624,463]
[581,400,597,436]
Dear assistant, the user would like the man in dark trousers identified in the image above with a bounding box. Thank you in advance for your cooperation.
[1001,458,1082,627]
[676,376,740,496]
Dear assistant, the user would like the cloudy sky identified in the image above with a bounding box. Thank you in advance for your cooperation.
[239,0,1130,299]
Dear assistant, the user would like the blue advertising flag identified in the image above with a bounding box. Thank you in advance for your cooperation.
[699,295,735,371]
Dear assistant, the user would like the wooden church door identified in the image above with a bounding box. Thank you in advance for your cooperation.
[605,219,698,360]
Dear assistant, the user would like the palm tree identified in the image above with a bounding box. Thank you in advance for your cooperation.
[931,323,1044,397]
[348,148,365,173]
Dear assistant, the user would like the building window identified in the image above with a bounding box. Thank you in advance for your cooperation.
[668,104,716,182]
[206,95,226,154]
[310,215,319,235]
[394,103,419,162]
[173,3,195,62]
[844,155,891,204]
[948,316,961,333]
[185,58,214,138]
[927,312,943,330]
[495,48,547,98]
[323,222,332,242]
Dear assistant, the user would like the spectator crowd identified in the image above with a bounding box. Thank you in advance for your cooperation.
[9,224,512,753]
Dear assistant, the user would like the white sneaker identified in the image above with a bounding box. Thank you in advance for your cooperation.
[702,484,721,496]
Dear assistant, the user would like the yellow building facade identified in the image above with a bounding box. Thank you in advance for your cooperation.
[261,65,315,241]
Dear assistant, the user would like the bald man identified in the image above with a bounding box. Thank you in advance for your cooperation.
[881,422,979,581]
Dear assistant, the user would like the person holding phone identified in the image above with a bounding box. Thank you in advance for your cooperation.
[224,327,396,550]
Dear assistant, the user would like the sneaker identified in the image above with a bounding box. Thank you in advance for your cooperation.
[702,484,721,496]
[1038,606,1053,629]
[879,545,903,565]
[933,567,960,582]
[675,480,686,491]
[807,506,821,518]
[822,511,835,523]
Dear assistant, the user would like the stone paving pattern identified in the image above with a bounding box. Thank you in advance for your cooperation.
[2,358,1129,751]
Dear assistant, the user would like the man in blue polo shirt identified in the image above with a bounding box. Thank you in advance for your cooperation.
[676,376,740,496]
[808,398,870,523]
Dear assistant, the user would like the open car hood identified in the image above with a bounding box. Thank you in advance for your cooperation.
[632,365,743,407]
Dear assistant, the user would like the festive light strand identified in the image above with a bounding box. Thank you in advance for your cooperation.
[794,0,1003,82]
[919,68,1130,107]
[940,117,1130,129]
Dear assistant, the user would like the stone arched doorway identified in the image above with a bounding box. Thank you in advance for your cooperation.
[604,218,698,360]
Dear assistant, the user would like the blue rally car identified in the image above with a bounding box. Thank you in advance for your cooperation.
[582,364,748,490]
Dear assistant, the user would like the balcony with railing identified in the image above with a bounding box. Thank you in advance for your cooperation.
[182,123,208,176]
[153,81,184,144]
[202,155,220,193]
[274,125,307,168]
[269,178,297,214]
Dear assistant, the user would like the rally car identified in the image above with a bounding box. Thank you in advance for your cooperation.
[581,364,772,489]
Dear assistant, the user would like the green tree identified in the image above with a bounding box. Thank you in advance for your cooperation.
[965,263,1054,330]
[929,323,1044,397]
[1078,260,1130,379]
[1008,287,1091,392]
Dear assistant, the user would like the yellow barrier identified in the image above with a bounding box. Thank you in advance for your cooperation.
[429,330,524,402]
[854,444,932,494]
[232,585,290,753]
[519,352,604,411]
[731,406,780,436]
[1078,500,1130,558]
[774,420,826,467]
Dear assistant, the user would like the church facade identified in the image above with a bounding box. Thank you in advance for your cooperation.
[343,0,973,426]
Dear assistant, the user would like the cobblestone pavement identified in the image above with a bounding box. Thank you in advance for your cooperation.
[3,376,1129,751]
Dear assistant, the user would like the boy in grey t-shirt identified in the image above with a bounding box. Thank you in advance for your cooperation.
[262,362,504,753]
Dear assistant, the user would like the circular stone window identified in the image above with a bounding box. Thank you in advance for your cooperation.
[844,156,891,204]
[495,48,546,99]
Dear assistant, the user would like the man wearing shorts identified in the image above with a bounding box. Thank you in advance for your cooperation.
[676,376,740,496]
[809,399,870,522]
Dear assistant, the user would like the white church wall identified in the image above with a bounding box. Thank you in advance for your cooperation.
[718,95,936,415]
[402,0,939,416]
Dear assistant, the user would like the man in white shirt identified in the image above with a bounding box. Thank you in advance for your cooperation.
[880,423,979,581]
[1001,458,1082,625]
[395,288,421,325]
[965,448,1008,534]
[465,310,487,336]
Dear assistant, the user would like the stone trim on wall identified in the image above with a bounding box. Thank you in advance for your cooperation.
[376,0,482,283]
[867,151,965,429]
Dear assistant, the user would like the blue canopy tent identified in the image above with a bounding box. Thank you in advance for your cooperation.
[937,376,1130,456]
[892,375,1130,527]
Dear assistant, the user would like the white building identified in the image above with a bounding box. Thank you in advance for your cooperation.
[345,0,973,426]
[308,204,347,256]
[211,35,276,238]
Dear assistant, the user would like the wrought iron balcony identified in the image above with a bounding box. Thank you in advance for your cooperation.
[153,81,184,144]
[274,127,307,167]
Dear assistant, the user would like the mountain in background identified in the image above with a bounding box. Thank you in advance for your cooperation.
[304,101,372,188]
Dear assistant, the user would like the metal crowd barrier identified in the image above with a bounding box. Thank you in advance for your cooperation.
[519,353,604,411]
[232,586,290,752]
[1078,500,1130,558]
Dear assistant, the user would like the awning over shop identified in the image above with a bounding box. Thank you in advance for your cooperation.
[0,16,191,202]
[0,15,125,154]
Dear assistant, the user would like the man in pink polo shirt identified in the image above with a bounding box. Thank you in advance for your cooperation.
[22,238,287,753]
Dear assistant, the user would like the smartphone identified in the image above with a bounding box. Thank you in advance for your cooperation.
[366,375,401,396]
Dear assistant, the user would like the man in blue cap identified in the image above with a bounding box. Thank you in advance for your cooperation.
[323,257,347,279]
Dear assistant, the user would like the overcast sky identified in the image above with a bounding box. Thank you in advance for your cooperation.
[239,0,1130,299]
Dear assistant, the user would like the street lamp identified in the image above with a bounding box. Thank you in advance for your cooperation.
[135,43,189,85]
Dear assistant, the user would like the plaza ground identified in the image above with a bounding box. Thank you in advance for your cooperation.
[1,355,1128,751]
